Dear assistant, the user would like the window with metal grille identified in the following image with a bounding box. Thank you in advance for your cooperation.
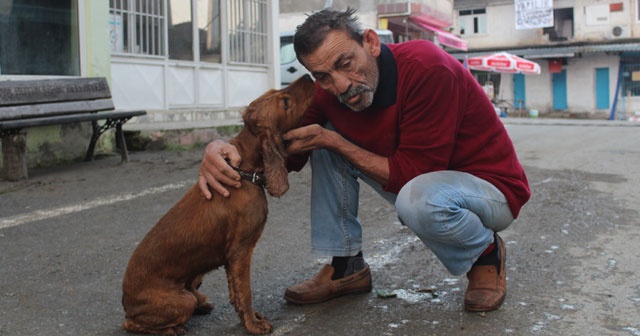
[458,8,486,35]
[228,0,268,65]
[198,0,222,63]
[621,62,640,97]
[109,0,165,56]
[168,0,193,60]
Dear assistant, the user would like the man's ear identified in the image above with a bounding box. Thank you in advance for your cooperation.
[363,29,381,57]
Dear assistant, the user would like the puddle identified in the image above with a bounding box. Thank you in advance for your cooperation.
[375,280,462,304]
[368,236,421,269]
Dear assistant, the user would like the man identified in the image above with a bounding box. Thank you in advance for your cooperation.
[198,8,530,312]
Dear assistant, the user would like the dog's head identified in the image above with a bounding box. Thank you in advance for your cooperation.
[242,74,316,197]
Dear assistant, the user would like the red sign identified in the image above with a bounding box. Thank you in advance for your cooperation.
[610,2,623,11]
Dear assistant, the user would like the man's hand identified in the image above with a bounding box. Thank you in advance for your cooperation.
[284,124,390,186]
[198,140,242,199]
[283,124,335,154]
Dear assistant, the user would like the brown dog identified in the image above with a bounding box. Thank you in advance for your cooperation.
[122,74,315,335]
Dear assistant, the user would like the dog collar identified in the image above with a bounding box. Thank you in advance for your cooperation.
[231,166,266,188]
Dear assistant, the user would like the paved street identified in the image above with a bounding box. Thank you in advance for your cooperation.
[1,119,639,336]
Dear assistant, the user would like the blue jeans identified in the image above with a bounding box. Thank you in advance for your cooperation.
[309,148,514,276]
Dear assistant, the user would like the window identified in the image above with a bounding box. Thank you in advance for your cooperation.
[109,0,221,62]
[543,8,573,42]
[168,0,193,60]
[197,0,221,63]
[458,8,486,35]
[109,0,262,65]
[109,0,165,56]
[0,0,80,76]
[612,58,640,119]
[228,0,268,65]
[621,62,640,97]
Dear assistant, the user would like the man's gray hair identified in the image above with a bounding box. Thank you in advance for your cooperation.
[293,7,363,67]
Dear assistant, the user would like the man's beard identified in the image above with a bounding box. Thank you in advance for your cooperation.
[338,85,375,111]
[337,63,379,112]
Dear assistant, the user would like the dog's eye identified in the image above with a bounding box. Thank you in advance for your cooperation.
[283,97,289,111]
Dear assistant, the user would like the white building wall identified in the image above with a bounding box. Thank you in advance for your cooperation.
[494,72,554,115]
[464,4,543,49]
[227,68,272,107]
[576,0,638,41]
[111,60,165,110]
[462,0,639,48]
[519,56,622,116]
[566,55,619,114]
[526,71,554,114]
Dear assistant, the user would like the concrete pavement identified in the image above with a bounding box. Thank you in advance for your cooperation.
[1,118,639,335]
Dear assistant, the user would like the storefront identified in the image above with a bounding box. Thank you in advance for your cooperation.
[377,1,467,52]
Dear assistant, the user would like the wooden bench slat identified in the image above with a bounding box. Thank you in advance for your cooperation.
[0,99,115,121]
[0,110,146,129]
[0,78,111,106]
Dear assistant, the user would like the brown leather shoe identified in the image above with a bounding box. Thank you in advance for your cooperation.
[284,264,372,304]
[464,234,506,312]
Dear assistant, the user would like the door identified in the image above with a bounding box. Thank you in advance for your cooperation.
[595,68,610,110]
[513,74,526,109]
[552,70,568,110]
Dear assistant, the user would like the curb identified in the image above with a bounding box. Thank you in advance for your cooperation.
[501,117,640,127]
[124,121,243,151]
[123,117,640,151]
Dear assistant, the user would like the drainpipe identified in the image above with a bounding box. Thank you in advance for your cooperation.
[609,62,623,120]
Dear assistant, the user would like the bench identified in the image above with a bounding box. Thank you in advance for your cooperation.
[0,77,146,181]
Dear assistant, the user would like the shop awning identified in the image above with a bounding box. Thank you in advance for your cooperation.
[408,16,468,51]
[448,42,640,60]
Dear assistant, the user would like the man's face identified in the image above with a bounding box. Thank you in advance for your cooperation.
[300,29,381,112]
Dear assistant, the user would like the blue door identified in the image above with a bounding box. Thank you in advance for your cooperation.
[513,74,526,109]
[595,68,610,109]
[552,70,568,110]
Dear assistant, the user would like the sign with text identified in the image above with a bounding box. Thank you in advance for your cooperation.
[515,0,554,30]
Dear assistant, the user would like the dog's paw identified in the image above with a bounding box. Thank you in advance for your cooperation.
[243,312,273,335]
[194,302,214,315]
[123,320,188,336]
[172,325,188,335]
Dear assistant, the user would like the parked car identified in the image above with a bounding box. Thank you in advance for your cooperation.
[376,29,394,44]
[280,29,394,86]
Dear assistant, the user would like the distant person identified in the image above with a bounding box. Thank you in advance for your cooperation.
[198,7,530,312]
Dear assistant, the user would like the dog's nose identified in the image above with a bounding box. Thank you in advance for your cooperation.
[283,140,292,149]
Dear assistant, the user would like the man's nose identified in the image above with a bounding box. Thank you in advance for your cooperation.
[332,73,351,95]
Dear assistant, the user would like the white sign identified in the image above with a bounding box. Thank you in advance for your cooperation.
[515,0,554,30]
[585,4,610,26]
[109,14,124,53]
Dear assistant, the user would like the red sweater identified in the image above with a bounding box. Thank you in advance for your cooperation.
[288,40,530,218]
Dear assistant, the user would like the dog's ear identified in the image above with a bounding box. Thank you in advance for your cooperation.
[260,129,289,197]
[243,104,260,135]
